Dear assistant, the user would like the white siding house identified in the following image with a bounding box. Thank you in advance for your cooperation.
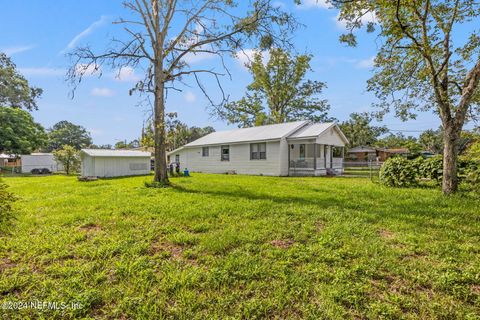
[167,121,348,176]
[21,153,64,173]
[80,149,151,178]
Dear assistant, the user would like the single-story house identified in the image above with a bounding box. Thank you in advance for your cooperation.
[80,149,151,178]
[167,121,348,176]
[346,146,410,162]
[21,153,64,173]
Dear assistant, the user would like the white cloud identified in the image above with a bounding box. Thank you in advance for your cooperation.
[1,45,36,56]
[91,87,115,97]
[18,67,65,77]
[75,63,101,77]
[296,0,329,9]
[114,66,141,82]
[60,15,109,54]
[235,49,270,68]
[184,91,196,103]
[356,56,375,69]
[334,11,377,29]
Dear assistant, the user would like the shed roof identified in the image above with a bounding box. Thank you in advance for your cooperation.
[348,146,377,153]
[81,149,151,157]
[184,120,309,147]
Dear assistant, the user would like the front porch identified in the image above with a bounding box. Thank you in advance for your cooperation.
[288,142,344,176]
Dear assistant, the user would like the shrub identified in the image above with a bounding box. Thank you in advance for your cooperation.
[411,156,425,176]
[0,179,17,233]
[379,157,417,187]
[464,166,480,193]
[419,156,443,184]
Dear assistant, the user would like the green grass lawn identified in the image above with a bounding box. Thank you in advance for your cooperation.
[1,174,479,319]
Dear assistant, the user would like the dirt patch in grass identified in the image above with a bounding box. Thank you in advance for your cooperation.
[0,258,15,272]
[270,239,294,249]
[150,241,197,265]
[379,229,395,239]
[78,223,102,234]
[315,221,325,232]
[471,284,480,295]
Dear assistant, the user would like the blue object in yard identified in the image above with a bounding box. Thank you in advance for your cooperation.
[184,168,190,177]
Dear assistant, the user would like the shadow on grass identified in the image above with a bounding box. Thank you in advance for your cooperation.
[170,181,479,232]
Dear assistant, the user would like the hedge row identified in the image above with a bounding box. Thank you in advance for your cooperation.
[379,155,480,190]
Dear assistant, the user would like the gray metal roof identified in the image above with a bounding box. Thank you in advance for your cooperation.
[81,149,151,157]
[184,120,309,147]
[287,122,335,139]
[348,146,377,153]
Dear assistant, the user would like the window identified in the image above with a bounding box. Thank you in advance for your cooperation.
[221,145,230,161]
[175,154,180,163]
[332,146,342,157]
[299,144,306,160]
[202,147,209,157]
[250,143,266,160]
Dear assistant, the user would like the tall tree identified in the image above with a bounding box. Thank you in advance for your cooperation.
[0,53,43,110]
[46,121,92,151]
[332,0,480,194]
[419,128,444,154]
[219,48,330,127]
[67,0,294,185]
[142,113,215,150]
[339,112,388,148]
[0,107,47,154]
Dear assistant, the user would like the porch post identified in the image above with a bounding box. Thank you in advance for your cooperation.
[313,143,317,170]
[330,145,333,168]
[324,145,327,168]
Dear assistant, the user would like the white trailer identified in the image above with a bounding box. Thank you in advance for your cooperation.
[21,153,63,173]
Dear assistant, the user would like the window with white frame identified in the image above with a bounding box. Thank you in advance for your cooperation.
[202,147,209,157]
[221,145,229,161]
[175,154,180,163]
[250,143,266,160]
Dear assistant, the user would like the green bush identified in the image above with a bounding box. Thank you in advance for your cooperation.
[379,157,417,187]
[0,179,17,233]
[464,167,480,192]
[411,156,425,176]
[419,156,443,184]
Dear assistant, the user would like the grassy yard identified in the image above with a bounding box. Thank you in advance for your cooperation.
[1,174,479,319]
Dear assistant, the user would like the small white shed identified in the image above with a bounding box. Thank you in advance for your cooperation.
[80,149,151,178]
[21,153,64,173]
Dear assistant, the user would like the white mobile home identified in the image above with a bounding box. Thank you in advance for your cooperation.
[21,153,63,173]
[80,149,151,178]
[167,121,348,176]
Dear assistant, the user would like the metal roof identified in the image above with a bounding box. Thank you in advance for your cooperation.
[287,122,335,139]
[81,149,151,157]
[348,146,377,153]
[183,120,309,147]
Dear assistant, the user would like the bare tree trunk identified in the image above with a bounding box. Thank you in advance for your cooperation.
[442,127,459,194]
[153,73,169,184]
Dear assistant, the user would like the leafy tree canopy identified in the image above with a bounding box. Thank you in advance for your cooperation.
[142,113,215,151]
[0,107,47,154]
[0,53,43,110]
[53,145,80,175]
[46,121,92,151]
[218,48,331,127]
[339,112,388,148]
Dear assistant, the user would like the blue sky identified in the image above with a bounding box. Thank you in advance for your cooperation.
[0,0,456,145]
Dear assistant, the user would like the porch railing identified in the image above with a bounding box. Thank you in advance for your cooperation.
[289,158,315,169]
